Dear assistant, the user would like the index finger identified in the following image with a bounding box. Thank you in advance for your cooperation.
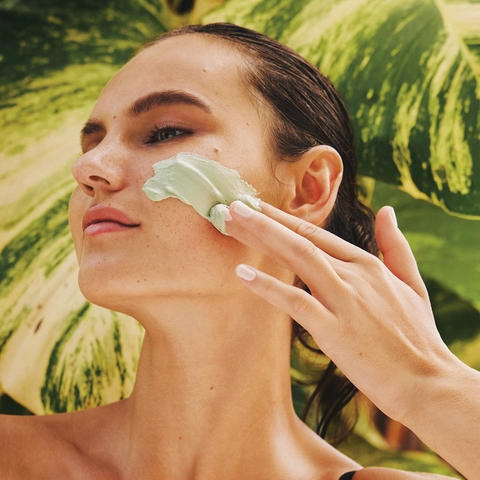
[257,200,368,263]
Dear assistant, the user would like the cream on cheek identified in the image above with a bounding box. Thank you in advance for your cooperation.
[142,152,262,234]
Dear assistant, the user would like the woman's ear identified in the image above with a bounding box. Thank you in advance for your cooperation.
[279,145,343,225]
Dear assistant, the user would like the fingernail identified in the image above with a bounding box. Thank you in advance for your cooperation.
[233,201,255,218]
[218,204,232,221]
[236,264,256,281]
[389,206,397,228]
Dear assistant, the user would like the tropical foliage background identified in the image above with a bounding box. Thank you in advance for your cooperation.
[1,0,479,476]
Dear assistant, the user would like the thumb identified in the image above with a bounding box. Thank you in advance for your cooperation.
[375,206,429,301]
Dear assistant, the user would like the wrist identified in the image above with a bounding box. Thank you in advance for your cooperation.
[398,349,476,428]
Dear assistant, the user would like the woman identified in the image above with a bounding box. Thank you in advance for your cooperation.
[1,23,478,480]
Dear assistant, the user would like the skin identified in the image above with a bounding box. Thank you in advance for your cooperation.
[226,201,480,480]
[65,34,357,480]
[1,32,473,480]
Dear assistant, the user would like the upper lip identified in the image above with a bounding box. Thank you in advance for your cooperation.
[82,205,140,232]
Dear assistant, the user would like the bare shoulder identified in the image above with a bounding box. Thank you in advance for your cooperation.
[0,413,63,478]
[0,408,120,480]
[354,467,460,479]
[0,413,51,457]
[0,413,86,479]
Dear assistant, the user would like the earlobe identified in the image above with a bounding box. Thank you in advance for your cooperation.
[284,145,343,225]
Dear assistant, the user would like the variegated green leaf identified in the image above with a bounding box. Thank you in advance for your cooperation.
[0,108,146,413]
[204,0,480,218]
[0,1,174,414]
[0,1,476,473]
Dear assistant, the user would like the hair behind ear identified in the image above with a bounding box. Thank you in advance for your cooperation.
[325,193,379,258]
[350,198,380,258]
[291,189,378,445]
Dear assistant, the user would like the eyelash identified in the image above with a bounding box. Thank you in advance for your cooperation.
[147,124,191,143]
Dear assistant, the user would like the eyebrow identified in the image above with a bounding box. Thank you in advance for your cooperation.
[127,90,212,117]
[80,121,106,147]
[80,89,212,149]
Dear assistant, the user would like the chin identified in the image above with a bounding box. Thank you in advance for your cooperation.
[77,265,135,313]
[78,278,116,311]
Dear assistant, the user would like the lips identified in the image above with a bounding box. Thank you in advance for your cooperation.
[82,205,140,233]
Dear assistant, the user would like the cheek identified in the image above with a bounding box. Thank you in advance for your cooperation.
[76,200,253,307]
[144,199,247,271]
[121,199,252,295]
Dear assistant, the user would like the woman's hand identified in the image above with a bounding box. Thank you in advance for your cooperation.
[225,199,480,479]
[224,199,462,424]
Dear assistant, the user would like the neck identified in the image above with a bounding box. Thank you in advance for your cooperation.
[110,292,329,480]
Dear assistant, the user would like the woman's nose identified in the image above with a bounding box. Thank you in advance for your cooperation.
[71,142,128,197]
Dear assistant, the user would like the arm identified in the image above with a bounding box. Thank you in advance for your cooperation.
[399,356,480,480]
[225,200,479,480]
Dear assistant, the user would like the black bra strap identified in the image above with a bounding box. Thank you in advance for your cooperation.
[339,471,358,480]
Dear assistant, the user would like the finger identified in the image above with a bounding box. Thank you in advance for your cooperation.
[226,216,298,272]
[375,206,429,302]
[257,200,369,263]
[226,201,345,300]
[235,263,337,336]
[226,212,346,300]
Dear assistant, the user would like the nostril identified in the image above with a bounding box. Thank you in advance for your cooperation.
[80,184,94,195]
[90,175,111,185]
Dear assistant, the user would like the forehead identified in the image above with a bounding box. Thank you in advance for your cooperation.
[92,34,254,118]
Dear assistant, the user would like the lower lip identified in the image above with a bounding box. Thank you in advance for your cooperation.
[84,222,140,237]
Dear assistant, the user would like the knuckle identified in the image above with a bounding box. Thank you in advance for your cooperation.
[350,249,381,271]
[263,275,277,297]
[296,239,318,262]
[347,253,361,265]
[295,221,318,240]
[399,236,412,250]
[347,281,365,304]
[291,290,313,317]
[256,213,272,232]
[350,248,371,264]
[365,253,383,271]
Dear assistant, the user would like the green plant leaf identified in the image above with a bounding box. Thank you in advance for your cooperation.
[0,169,145,413]
[0,8,478,477]
[0,0,173,413]
[204,0,480,218]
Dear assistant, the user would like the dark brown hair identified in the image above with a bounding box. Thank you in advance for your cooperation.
[137,23,379,445]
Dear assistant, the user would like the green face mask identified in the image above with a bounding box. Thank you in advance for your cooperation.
[142,152,262,235]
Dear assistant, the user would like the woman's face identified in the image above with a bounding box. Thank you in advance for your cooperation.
[69,34,287,313]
